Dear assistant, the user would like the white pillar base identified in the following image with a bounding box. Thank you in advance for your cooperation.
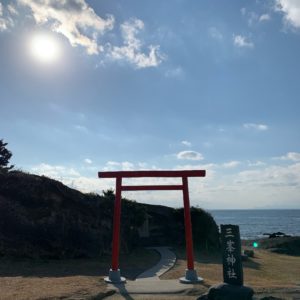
[179,269,203,284]
[104,269,126,284]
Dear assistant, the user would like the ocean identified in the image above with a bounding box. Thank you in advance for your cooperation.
[209,209,300,240]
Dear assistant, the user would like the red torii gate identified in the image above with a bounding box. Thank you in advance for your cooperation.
[98,170,206,283]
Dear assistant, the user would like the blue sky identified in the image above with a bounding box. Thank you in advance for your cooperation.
[1,0,300,209]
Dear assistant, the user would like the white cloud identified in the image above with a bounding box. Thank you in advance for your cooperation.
[0,2,14,31]
[181,140,192,147]
[103,161,135,171]
[276,0,300,28]
[30,163,112,194]
[247,11,259,26]
[28,159,300,209]
[7,4,18,16]
[19,0,114,55]
[248,161,266,167]
[138,162,148,169]
[84,158,92,164]
[243,123,269,131]
[8,1,164,69]
[0,3,5,31]
[233,34,254,48]
[31,163,80,178]
[0,19,7,31]
[177,151,204,161]
[175,163,217,170]
[222,161,241,168]
[259,14,271,22]
[208,27,223,40]
[277,152,300,161]
[241,9,270,26]
[110,18,165,68]
[236,162,300,187]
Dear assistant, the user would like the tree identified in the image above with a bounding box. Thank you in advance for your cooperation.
[0,139,14,173]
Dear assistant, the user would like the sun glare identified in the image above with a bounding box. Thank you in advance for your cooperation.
[30,34,60,63]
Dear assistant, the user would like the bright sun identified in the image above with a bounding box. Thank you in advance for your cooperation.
[30,34,60,63]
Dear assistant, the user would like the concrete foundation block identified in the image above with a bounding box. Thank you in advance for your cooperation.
[104,269,126,284]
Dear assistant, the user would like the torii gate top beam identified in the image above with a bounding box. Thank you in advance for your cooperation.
[98,170,206,178]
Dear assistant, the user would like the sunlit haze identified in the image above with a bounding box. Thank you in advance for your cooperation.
[29,33,60,63]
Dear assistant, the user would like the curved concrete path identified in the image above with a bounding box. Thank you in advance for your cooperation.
[106,247,195,295]
[136,247,176,280]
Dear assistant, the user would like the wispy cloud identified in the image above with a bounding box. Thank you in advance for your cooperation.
[241,8,271,25]
[276,0,300,29]
[0,2,14,31]
[248,161,266,167]
[247,11,259,26]
[103,161,136,171]
[177,151,204,161]
[236,162,300,188]
[222,161,240,168]
[276,152,300,162]
[7,4,18,16]
[233,34,254,48]
[19,0,114,55]
[110,18,165,68]
[31,163,80,178]
[29,158,300,209]
[208,27,223,40]
[165,66,184,79]
[181,140,192,147]
[84,158,92,164]
[243,123,268,131]
[14,0,164,68]
[259,14,271,22]
[74,125,89,133]
[241,7,247,16]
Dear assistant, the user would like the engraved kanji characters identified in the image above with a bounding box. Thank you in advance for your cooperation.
[227,268,237,279]
[226,239,235,253]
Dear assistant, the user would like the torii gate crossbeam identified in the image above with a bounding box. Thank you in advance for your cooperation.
[98,170,206,284]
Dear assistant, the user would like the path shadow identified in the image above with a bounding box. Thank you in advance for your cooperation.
[110,283,135,300]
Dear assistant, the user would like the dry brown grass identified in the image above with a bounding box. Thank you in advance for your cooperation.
[161,247,300,299]
[1,247,300,299]
[0,248,160,300]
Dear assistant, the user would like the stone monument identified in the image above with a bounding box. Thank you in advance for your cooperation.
[198,224,254,300]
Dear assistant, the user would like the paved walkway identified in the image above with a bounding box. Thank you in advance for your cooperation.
[106,247,195,295]
[136,247,176,280]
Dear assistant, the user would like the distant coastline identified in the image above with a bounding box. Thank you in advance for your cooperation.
[209,209,300,239]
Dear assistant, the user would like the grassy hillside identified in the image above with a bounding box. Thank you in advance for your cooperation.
[0,170,219,259]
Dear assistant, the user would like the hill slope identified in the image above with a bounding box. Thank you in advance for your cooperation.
[0,171,219,258]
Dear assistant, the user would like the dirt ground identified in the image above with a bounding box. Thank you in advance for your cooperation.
[0,248,160,300]
[1,247,300,300]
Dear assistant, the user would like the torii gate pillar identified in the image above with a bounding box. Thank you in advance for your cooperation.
[98,170,206,284]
